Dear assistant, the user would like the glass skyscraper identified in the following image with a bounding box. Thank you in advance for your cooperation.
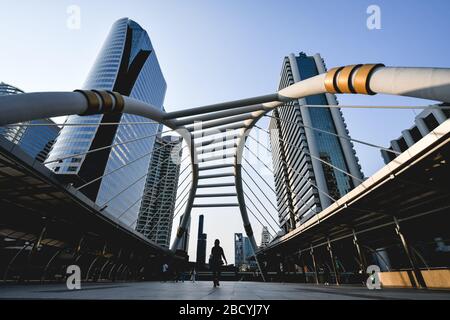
[0,82,26,144]
[270,52,364,233]
[46,18,167,225]
[135,136,182,248]
[0,82,60,162]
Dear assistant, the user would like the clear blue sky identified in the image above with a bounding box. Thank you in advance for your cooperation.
[1,0,449,262]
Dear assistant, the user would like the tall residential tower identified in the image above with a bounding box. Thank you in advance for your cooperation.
[270,52,363,233]
[135,136,182,247]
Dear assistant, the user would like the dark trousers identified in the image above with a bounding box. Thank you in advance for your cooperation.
[212,263,221,282]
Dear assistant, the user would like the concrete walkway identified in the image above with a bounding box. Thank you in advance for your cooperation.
[0,281,449,300]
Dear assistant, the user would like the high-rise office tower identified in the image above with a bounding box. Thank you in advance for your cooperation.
[235,233,254,268]
[0,82,60,162]
[177,213,191,253]
[270,52,363,233]
[0,82,25,144]
[135,136,182,248]
[260,226,271,248]
[381,107,450,164]
[46,18,166,224]
[234,233,244,267]
[196,215,207,266]
[243,237,254,260]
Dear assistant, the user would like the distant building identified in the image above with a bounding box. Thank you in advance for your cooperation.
[0,82,25,144]
[234,233,244,267]
[260,226,271,248]
[136,136,182,248]
[270,52,363,233]
[235,233,256,270]
[0,82,59,162]
[196,215,207,266]
[178,213,191,253]
[18,119,60,163]
[381,107,450,164]
[244,237,254,259]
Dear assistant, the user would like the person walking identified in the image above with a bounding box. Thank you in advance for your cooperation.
[191,267,197,283]
[162,262,169,282]
[210,239,227,287]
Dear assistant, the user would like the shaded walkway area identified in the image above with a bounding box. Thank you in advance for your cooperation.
[1,281,450,300]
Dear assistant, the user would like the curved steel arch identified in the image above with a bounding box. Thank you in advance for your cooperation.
[1,65,450,273]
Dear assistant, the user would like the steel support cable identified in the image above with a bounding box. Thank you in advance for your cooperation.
[173,170,194,207]
[127,177,191,234]
[241,158,277,194]
[104,153,190,210]
[177,170,192,189]
[242,178,280,227]
[244,151,319,224]
[253,124,364,184]
[243,191,278,234]
[241,164,279,215]
[246,140,337,204]
[178,157,193,175]
[285,162,338,203]
[173,182,192,214]
[284,136,364,184]
[247,126,346,217]
[118,168,189,225]
[244,145,274,174]
[115,155,191,220]
[127,193,187,230]
[144,198,177,236]
[300,104,450,110]
[242,148,321,227]
[139,203,171,239]
[243,190,278,233]
[262,114,401,155]
[77,143,185,191]
[247,134,274,156]
[254,124,379,213]
[245,205,276,240]
[44,128,175,165]
[140,191,190,239]
[173,196,190,219]
[175,155,193,188]
[108,150,189,211]
[175,167,193,195]
[4,121,161,127]
[171,197,190,223]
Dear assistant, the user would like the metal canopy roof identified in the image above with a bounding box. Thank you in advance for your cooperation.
[0,136,171,256]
